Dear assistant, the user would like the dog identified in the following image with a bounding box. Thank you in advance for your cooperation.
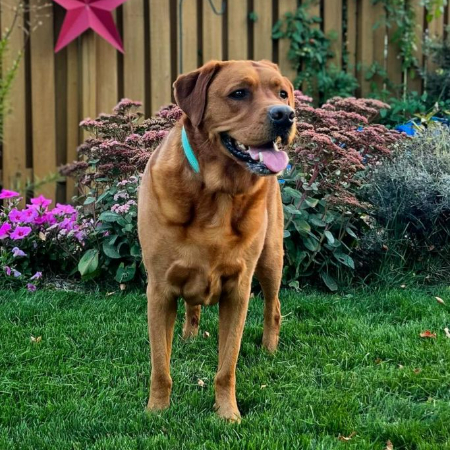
[138,59,296,422]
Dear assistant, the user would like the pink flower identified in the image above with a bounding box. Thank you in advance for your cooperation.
[10,226,32,240]
[12,247,26,257]
[30,271,42,280]
[27,283,37,292]
[0,222,12,239]
[52,203,76,215]
[0,189,20,199]
[8,209,23,223]
[20,208,38,223]
[4,266,11,276]
[30,195,52,210]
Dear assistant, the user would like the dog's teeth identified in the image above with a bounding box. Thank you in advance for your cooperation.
[259,152,264,162]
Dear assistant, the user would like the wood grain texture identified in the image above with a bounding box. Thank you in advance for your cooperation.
[123,0,146,105]
[323,0,343,69]
[278,0,297,82]
[202,0,223,62]
[253,0,273,61]
[150,0,172,113]
[408,2,424,93]
[2,3,27,197]
[228,0,248,61]
[30,0,57,200]
[178,0,198,73]
[346,0,357,77]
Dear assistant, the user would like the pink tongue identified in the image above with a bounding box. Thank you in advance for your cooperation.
[248,148,289,173]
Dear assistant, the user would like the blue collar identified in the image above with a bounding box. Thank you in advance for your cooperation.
[181,126,200,173]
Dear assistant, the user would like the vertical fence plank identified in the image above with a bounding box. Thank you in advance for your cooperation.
[66,42,80,202]
[278,0,297,82]
[96,30,118,113]
[253,0,273,61]
[123,0,146,104]
[177,0,198,74]
[150,0,172,113]
[30,0,57,200]
[373,2,386,89]
[81,32,97,142]
[228,0,249,60]
[408,2,424,93]
[2,4,27,195]
[357,0,385,96]
[346,0,357,77]
[323,0,343,69]
[202,0,223,62]
[426,12,445,74]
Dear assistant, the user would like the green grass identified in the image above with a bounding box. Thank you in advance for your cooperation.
[1,287,450,449]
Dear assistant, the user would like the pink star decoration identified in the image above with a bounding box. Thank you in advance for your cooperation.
[54,0,128,53]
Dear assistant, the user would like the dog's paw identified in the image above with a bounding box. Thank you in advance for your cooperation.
[214,402,241,423]
[262,333,279,353]
[146,398,170,412]
[182,325,199,340]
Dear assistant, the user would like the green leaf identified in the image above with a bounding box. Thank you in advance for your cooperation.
[333,252,355,269]
[283,187,303,199]
[115,263,136,283]
[320,272,338,291]
[99,211,122,223]
[293,219,311,234]
[324,230,335,244]
[283,204,302,215]
[102,240,122,259]
[304,197,319,208]
[346,227,357,239]
[309,216,326,227]
[304,236,319,252]
[283,230,291,238]
[130,244,141,258]
[78,249,99,277]
[83,196,95,205]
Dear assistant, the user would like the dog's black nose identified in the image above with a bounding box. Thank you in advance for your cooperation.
[268,105,295,128]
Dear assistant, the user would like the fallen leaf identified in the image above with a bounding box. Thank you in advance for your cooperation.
[382,244,388,251]
[444,327,450,339]
[203,331,210,338]
[398,364,404,369]
[260,384,267,389]
[414,368,422,374]
[337,431,356,442]
[375,358,383,364]
[30,336,42,343]
[400,284,406,289]
[119,283,126,291]
[435,296,445,305]
[106,292,116,297]
[197,379,205,388]
[420,330,436,338]
[250,292,255,298]
[385,440,394,450]
[38,231,46,241]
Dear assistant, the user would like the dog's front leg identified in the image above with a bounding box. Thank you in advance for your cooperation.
[146,284,177,411]
[214,280,250,423]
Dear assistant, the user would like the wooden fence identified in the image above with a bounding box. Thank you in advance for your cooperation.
[1,0,449,202]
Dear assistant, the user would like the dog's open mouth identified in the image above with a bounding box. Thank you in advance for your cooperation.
[220,133,289,176]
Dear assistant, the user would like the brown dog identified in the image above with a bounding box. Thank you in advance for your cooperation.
[138,60,295,422]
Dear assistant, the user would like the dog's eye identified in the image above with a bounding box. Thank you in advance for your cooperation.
[229,89,249,100]
[280,90,288,99]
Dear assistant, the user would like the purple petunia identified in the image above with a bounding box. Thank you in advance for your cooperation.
[30,272,42,281]
[4,266,11,276]
[0,222,12,239]
[12,247,26,257]
[0,189,20,199]
[8,209,23,223]
[30,195,52,210]
[10,226,32,240]
[27,283,37,292]
[19,208,38,223]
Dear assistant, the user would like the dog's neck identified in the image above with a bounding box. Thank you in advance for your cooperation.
[181,120,265,196]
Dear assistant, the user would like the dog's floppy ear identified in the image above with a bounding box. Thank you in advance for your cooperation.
[173,61,222,127]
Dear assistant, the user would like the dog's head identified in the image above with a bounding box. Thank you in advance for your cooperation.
[173,60,296,176]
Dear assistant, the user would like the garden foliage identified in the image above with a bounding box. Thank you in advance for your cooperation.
[361,124,450,282]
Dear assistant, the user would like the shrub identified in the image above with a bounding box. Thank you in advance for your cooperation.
[281,92,403,290]
[0,191,84,290]
[361,124,450,282]
[60,99,182,285]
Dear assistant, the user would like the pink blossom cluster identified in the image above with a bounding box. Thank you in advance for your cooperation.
[289,90,405,209]
[0,190,82,242]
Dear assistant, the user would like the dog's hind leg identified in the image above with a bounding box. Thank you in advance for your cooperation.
[182,303,201,339]
[255,241,283,353]
[146,284,177,411]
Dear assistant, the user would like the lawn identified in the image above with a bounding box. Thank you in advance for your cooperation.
[1,287,450,449]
